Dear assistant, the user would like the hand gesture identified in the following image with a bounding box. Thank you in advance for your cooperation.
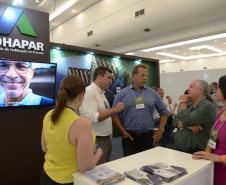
[179,94,188,102]
[114,102,125,113]
[187,125,202,134]
[152,130,164,146]
[122,131,133,140]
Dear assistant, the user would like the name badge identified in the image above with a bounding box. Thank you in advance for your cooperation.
[104,101,109,109]
[208,129,218,149]
[135,96,145,109]
[136,104,145,109]
[208,139,216,149]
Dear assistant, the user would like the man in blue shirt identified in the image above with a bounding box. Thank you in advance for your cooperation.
[112,64,169,156]
[0,60,53,106]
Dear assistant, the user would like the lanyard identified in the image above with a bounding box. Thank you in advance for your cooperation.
[212,116,225,132]
[66,106,76,113]
[209,114,225,149]
[131,88,145,99]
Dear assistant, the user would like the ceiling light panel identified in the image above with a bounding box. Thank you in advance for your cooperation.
[157,52,226,60]
[49,0,79,21]
[142,33,226,52]
[190,45,222,53]
[159,60,174,63]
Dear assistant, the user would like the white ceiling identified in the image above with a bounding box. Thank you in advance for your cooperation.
[1,0,226,63]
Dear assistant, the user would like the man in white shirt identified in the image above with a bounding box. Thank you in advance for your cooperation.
[79,66,125,164]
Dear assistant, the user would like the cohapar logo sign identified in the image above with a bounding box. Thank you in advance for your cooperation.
[0,6,44,55]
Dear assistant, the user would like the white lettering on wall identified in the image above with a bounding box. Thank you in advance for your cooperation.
[28,41,36,50]
[3,37,12,47]
[12,39,21,48]
[0,37,44,52]
[36,42,44,51]
[21,40,29,49]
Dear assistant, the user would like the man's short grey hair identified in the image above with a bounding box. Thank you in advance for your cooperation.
[194,79,209,97]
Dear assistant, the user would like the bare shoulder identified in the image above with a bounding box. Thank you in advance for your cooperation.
[69,117,92,140]
[74,117,91,129]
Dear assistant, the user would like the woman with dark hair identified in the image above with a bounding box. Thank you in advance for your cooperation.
[193,75,226,185]
[41,75,103,185]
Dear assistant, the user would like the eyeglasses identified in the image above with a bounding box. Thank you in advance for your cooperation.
[0,61,30,74]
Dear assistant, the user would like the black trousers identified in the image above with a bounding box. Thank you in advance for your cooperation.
[40,168,73,185]
[122,130,154,157]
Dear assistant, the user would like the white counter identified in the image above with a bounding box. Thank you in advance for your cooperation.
[73,147,213,185]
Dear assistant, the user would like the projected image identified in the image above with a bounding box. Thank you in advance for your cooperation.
[0,59,56,107]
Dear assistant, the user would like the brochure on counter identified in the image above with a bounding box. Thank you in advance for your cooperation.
[140,162,187,182]
[124,168,161,185]
[84,166,125,185]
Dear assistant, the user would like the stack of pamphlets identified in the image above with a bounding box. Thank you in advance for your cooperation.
[124,168,161,185]
[84,166,125,185]
[140,162,187,182]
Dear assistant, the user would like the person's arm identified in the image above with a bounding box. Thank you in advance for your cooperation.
[179,100,217,128]
[112,117,133,140]
[152,114,168,146]
[69,118,103,173]
[170,102,178,117]
[205,141,214,153]
[193,142,222,163]
[153,94,169,145]
[41,128,47,153]
[80,89,124,122]
[172,113,181,128]
[98,102,124,122]
[172,102,178,113]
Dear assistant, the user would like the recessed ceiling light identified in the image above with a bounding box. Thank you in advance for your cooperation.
[36,0,39,2]
[72,10,75,12]
[52,23,56,25]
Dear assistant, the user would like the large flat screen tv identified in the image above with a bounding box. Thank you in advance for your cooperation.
[0,59,56,107]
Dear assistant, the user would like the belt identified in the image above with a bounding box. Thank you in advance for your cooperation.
[126,130,153,136]
[96,135,110,139]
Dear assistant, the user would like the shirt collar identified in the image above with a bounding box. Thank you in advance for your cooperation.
[192,98,207,109]
[0,89,41,106]
[91,82,105,94]
[130,82,147,90]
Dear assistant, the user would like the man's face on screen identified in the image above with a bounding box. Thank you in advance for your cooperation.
[0,61,34,100]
